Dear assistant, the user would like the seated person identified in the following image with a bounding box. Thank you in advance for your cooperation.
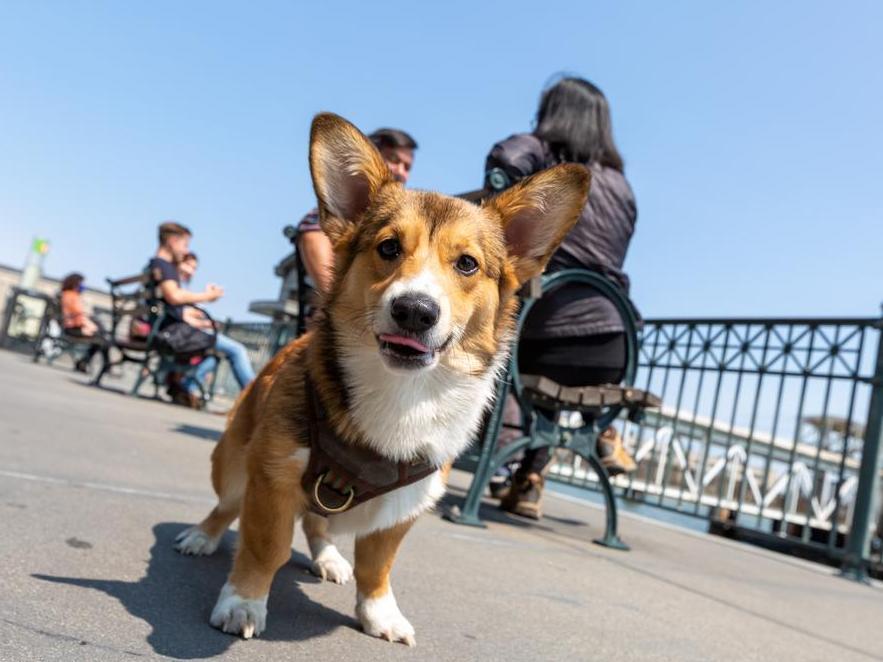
[484,76,638,519]
[149,222,229,406]
[59,272,109,373]
[296,127,417,318]
[174,252,256,406]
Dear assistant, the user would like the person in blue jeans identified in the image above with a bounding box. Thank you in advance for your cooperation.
[177,253,255,405]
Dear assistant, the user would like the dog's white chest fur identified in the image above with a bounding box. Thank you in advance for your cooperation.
[340,343,499,465]
[318,341,501,536]
[328,470,445,537]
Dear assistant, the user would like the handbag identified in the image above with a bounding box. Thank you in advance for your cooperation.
[155,321,215,356]
[129,317,152,340]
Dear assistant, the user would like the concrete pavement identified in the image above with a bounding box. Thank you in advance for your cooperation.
[1,349,881,661]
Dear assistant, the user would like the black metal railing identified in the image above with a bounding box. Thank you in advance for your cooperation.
[546,316,883,577]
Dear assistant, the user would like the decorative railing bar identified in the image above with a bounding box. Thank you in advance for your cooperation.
[545,315,882,576]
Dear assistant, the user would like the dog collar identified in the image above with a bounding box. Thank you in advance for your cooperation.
[301,376,438,517]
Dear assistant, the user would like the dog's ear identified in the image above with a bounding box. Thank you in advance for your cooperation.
[488,164,591,286]
[309,113,393,245]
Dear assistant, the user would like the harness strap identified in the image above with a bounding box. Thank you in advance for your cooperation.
[300,376,437,517]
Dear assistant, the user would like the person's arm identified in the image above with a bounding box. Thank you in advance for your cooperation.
[485,134,547,192]
[159,279,223,306]
[298,230,335,294]
[182,306,213,330]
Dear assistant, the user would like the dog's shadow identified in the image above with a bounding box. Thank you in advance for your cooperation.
[33,522,359,659]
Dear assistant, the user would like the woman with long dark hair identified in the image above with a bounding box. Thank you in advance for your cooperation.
[485,76,638,519]
[60,272,108,373]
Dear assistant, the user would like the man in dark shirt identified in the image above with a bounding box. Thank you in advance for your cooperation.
[150,222,255,407]
[150,222,223,320]
[296,127,417,303]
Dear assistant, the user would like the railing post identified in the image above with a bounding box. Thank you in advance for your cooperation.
[841,319,883,582]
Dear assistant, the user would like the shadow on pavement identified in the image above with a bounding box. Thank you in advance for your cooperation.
[34,522,359,659]
[440,487,591,533]
[172,424,223,442]
[67,377,146,399]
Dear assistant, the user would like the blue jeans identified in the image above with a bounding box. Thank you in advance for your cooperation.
[184,332,255,395]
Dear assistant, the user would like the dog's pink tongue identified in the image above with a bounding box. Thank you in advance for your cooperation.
[380,334,430,353]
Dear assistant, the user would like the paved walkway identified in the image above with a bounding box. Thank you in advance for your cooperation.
[1,350,881,661]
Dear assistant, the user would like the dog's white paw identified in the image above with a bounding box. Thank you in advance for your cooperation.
[356,591,416,647]
[310,543,353,584]
[174,526,220,556]
[209,582,267,639]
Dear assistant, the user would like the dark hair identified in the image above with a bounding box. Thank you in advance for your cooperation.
[534,76,624,172]
[183,252,198,262]
[158,221,192,245]
[61,272,85,291]
[369,128,418,151]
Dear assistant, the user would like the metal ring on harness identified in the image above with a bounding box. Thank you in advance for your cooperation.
[313,472,355,513]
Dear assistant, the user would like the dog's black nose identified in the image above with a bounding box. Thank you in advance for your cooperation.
[391,294,440,333]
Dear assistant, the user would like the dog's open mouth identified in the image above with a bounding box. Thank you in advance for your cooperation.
[378,333,445,369]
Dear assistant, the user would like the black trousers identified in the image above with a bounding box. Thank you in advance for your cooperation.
[515,333,626,477]
[65,321,110,364]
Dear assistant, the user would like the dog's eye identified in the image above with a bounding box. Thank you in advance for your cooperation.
[377,238,402,261]
[455,255,479,275]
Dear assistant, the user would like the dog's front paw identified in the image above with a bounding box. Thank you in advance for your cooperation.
[311,544,353,584]
[174,526,220,556]
[356,592,416,647]
[210,582,267,639]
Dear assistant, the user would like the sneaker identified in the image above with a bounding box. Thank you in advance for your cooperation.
[74,359,90,374]
[488,465,513,500]
[500,472,544,520]
[596,426,637,477]
[489,475,509,500]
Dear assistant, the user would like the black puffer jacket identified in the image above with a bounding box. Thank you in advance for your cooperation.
[486,133,638,338]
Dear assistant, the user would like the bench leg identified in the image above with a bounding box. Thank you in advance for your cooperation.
[90,350,111,386]
[444,376,512,527]
[130,362,151,397]
[583,453,629,551]
[448,433,536,527]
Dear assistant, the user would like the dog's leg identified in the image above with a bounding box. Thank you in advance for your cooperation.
[210,473,300,639]
[354,519,416,646]
[175,433,246,556]
[302,511,353,584]
[175,497,241,556]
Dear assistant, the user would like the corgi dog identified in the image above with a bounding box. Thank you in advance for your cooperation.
[174,113,590,646]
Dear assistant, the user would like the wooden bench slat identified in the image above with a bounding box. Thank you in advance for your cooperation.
[557,386,584,405]
[521,374,661,412]
[579,388,603,407]
[520,374,561,399]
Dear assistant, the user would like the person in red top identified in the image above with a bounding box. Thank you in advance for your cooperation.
[59,272,108,373]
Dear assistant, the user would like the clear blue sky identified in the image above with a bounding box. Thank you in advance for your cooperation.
[1,1,881,321]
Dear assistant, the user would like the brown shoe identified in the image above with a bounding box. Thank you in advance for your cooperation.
[172,390,202,410]
[597,426,636,477]
[500,472,544,520]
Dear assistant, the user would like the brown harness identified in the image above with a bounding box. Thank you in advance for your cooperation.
[300,377,438,517]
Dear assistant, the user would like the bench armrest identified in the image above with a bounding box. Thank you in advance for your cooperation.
[107,273,148,288]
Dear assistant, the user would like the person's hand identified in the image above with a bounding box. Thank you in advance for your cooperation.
[205,284,224,302]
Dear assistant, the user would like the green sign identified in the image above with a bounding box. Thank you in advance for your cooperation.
[31,238,49,255]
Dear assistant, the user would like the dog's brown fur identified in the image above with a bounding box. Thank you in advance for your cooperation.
[176,113,590,645]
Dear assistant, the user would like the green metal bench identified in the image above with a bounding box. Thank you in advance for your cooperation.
[446,268,659,550]
[31,295,108,371]
[92,272,219,407]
